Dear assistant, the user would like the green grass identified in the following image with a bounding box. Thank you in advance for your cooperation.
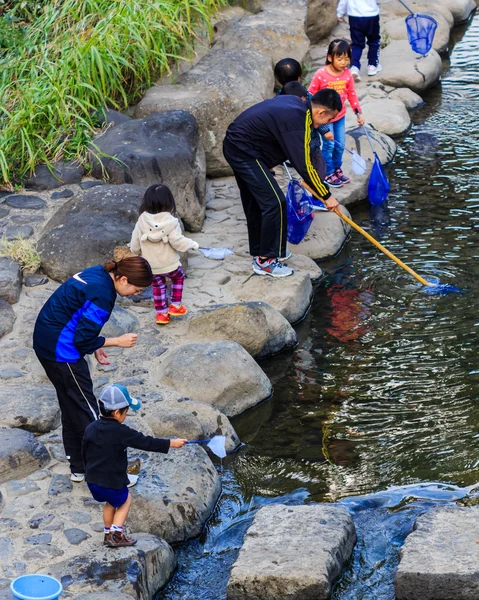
[0,0,226,186]
[1,236,41,273]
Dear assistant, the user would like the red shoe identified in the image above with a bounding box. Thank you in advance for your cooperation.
[156,312,170,325]
[168,304,188,317]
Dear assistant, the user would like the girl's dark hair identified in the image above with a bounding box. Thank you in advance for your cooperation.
[139,184,176,216]
[281,81,308,99]
[311,89,343,113]
[104,256,153,288]
[99,400,128,418]
[274,58,302,86]
[326,39,352,64]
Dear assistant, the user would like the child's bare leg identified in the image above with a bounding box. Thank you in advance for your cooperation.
[103,502,115,529]
[112,492,131,528]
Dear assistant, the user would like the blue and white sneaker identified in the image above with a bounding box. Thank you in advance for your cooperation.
[279,250,292,262]
[252,257,294,278]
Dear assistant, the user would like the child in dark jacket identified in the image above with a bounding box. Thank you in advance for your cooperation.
[82,384,187,547]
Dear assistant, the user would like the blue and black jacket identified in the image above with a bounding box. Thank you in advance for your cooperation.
[33,265,116,363]
[224,95,331,199]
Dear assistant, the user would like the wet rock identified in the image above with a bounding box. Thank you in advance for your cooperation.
[0,427,50,484]
[5,195,46,210]
[305,0,338,43]
[187,302,297,358]
[51,189,74,199]
[24,544,64,561]
[64,528,90,545]
[24,273,49,287]
[227,504,356,600]
[47,533,175,598]
[90,111,206,232]
[378,41,442,93]
[389,88,425,110]
[134,49,273,177]
[0,257,22,304]
[0,299,16,338]
[157,341,272,417]
[25,161,84,191]
[48,473,72,496]
[361,98,411,137]
[129,443,221,543]
[101,305,139,338]
[227,271,313,324]
[395,506,479,600]
[0,384,60,434]
[38,184,144,281]
[5,479,40,496]
[2,225,33,240]
[25,533,52,545]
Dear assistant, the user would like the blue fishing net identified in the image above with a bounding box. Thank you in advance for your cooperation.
[406,13,438,55]
[368,154,390,206]
[286,180,314,244]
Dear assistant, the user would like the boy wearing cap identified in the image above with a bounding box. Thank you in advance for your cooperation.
[82,384,187,548]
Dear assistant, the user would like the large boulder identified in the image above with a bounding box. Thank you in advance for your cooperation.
[128,443,221,543]
[440,0,476,23]
[0,299,16,338]
[187,302,297,358]
[382,10,452,55]
[0,384,60,434]
[361,98,411,136]
[395,506,479,600]
[47,533,175,599]
[213,0,310,65]
[156,341,272,417]
[227,504,356,600]
[389,88,425,110]
[378,41,442,93]
[38,184,144,281]
[305,0,338,43]
[0,257,22,304]
[90,111,206,232]
[0,427,50,483]
[292,207,352,259]
[134,49,273,177]
[25,160,84,191]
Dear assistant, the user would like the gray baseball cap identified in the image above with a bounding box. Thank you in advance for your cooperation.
[100,384,142,412]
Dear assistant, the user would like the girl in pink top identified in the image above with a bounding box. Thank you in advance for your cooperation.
[308,39,365,188]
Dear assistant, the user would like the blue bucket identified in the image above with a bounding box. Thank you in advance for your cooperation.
[10,575,62,600]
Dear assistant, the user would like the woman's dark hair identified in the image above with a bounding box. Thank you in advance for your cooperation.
[325,38,352,64]
[104,256,153,288]
[99,400,129,418]
[139,184,176,216]
[274,58,302,86]
[311,89,343,113]
[281,81,309,99]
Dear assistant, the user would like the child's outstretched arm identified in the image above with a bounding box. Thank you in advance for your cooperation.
[346,74,364,125]
[120,423,188,452]
[168,222,200,253]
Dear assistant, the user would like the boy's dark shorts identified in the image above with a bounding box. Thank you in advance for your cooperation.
[87,483,129,507]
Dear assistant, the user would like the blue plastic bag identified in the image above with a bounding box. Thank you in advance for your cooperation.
[368,154,390,206]
[406,13,438,55]
[286,180,314,244]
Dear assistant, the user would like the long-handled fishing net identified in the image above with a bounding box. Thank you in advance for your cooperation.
[397,0,438,55]
[283,162,315,243]
[300,181,461,295]
[186,435,227,458]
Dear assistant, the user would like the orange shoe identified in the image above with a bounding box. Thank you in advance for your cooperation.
[156,312,170,325]
[168,304,188,317]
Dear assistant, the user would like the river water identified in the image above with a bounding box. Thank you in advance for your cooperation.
[158,14,479,600]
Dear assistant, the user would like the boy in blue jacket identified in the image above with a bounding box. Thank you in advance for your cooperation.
[82,384,187,547]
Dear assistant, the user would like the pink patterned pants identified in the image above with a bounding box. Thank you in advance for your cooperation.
[152,267,185,312]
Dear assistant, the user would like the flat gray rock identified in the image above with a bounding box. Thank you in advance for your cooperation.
[156,340,272,417]
[227,504,356,600]
[25,160,84,191]
[51,188,74,199]
[24,274,49,287]
[395,506,479,600]
[63,528,90,545]
[5,479,40,497]
[0,299,16,338]
[0,384,60,434]
[48,473,72,496]
[0,257,22,304]
[23,544,64,561]
[0,427,50,484]
[25,533,52,545]
[2,225,34,240]
[0,366,24,379]
[5,195,46,209]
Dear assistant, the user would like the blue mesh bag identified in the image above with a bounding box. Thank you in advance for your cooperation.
[368,154,390,206]
[406,13,438,55]
[286,179,314,244]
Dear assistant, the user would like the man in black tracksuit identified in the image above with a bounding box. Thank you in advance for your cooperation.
[223,88,342,278]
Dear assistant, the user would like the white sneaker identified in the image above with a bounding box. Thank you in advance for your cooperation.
[279,250,292,262]
[252,257,294,278]
[350,66,361,82]
[127,474,139,488]
[70,472,85,483]
[368,64,383,76]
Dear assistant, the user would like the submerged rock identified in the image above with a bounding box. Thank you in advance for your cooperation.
[227,504,356,600]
